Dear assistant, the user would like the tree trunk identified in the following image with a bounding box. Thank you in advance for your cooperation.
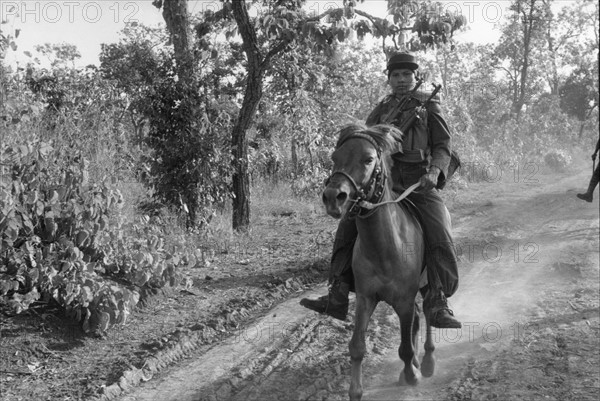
[161,0,194,84]
[157,0,201,227]
[307,143,314,170]
[231,0,265,231]
[291,138,299,174]
[514,0,543,120]
[515,6,533,118]
[546,25,559,95]
[231,68,264,231]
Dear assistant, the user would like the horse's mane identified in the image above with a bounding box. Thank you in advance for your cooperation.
[336,123,403,154]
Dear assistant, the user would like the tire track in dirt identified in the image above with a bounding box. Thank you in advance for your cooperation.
[120,286,344,401]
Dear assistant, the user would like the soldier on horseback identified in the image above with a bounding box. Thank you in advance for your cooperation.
[301,52,462,329]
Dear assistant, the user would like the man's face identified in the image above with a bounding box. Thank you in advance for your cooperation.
[388,68,417,95]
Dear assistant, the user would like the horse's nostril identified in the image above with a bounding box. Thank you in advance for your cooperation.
[323,188,347,207]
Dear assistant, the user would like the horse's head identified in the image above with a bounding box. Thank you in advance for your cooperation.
[323,124,402,218]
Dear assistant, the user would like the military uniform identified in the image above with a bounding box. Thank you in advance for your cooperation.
[329,92,459,298]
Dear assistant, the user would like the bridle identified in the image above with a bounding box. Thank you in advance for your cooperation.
[324,134,387,218]
[324,133,422,218]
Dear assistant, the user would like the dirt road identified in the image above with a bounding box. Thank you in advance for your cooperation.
[119,164,599,401]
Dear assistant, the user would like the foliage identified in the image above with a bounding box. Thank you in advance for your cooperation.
[0,141,179,335]
[99,23,168,121]
[290,167,330,198]
[99,22,234,228]
[257,41,386,194]
[143,63,233,227]
[492,0,552,116]
[559,67,598,121]
[0,42,186,335]
[491,0,599,120]
[0,6,19,61]
[3,60,140,185]
[409,0,467,51]
[34,43,81,68]
[544,149,572,172]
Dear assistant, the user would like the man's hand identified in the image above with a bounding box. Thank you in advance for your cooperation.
[420,166,440,190]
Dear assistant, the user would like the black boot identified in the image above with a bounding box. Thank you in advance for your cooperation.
[577,172,599,202]
[423,290,461,329]
[300,281,350,321]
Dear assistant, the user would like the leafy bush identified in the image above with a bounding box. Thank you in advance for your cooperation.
[143,71,233,227]
[0,141,179,335]
[290,167,329,198]
[544,150,572,172]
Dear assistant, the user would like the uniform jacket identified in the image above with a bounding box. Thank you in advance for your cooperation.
[365,92,453,189]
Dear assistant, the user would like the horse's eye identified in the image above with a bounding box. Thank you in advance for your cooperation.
[364,157,375,165]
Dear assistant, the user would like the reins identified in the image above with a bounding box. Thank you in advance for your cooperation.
[357,181,421,210]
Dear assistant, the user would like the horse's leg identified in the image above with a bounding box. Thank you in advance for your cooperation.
[411,308,421,370]
[395,301,421,386]
[349,294,377,401]
[421,309,436,377]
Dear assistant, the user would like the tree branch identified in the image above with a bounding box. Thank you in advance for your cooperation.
[492,64,516,82]
[264,40,289,68]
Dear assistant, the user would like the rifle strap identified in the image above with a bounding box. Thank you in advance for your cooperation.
[380,95,409,124]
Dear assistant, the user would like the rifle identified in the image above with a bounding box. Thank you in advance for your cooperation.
[398,83,442,133]
[380,78,424,124]
[395,82,462,187]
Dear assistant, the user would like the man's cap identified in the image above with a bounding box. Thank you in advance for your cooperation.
[386,52,419,72]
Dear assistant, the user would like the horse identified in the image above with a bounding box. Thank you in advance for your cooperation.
[322,123,435,401]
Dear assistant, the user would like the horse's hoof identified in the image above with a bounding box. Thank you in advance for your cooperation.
[421,354,435,377]
[349,390,363,401]
[399,368,421,386]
